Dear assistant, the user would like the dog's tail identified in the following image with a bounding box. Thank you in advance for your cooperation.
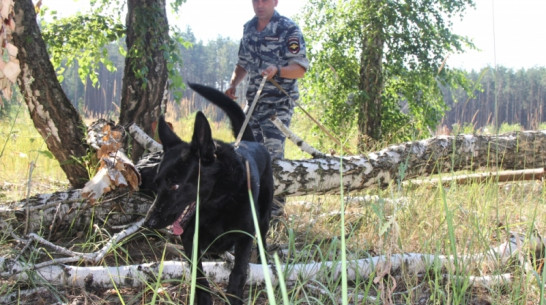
[188,82,256,142]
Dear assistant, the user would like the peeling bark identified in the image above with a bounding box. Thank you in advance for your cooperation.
[3,130,546,235]
[119,0,169,162]
[12,0,89,188]
[0,189,151,236]
[273,131,546,196]
[105,128,546,197]
[0,233,541,291]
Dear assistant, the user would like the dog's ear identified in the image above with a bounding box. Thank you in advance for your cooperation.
[158,115,182,150]
[191,112,216,163]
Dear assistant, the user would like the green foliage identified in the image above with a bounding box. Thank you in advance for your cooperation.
[451,122,476,135]
[167,31,191,100]
[498,122,523,133]
[299,0,476,146]
[41,12,125,87]
[299,0,360,141]
[2,109,546,304]
[539,122,546,130]
[41,0,188,99]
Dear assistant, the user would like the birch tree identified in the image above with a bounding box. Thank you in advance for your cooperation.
[11,0,185,187]
[300,0,476,150]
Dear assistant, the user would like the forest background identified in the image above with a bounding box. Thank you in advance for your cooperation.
[2,0,544,141]
[8,28,544,137]
[1,1,546,304]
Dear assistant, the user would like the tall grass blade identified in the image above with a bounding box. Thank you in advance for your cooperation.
[189,160,202,305]
[339,155,348,305]
[149,244,168,304]
[245,161,277,305]
[273,253,290,305]
[531,237,546,305]
[440,182,458,267]
[0,101,23,160]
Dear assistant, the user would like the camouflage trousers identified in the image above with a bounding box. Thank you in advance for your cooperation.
[244,97,294,160]
[245,97,294,218]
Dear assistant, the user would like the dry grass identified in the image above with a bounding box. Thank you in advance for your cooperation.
[1,107,545,304]
[0,109,69,202]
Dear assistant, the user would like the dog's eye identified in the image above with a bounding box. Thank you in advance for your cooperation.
[171,184,179,191]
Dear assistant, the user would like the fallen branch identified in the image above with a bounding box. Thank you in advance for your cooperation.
[82,120,140,202]
[270,115,326,158]
[23,219,145,265]
[127,122,162,153]
[78,120,546,200]
[0,219,146,280]
[5,129,546,234]
[0,287,50,305]
[1,233,542,290]
[273,131,546,196]
[0,189,151,236]
[405,168,545,188]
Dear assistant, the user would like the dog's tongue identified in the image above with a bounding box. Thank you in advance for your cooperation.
[172,220,184,236]
[170,202,196,236]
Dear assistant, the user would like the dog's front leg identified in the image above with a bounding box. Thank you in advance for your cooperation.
[226,236,253,305]
[182,234,212,305]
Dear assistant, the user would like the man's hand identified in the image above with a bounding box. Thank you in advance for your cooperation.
[225,86,237,100]
[261,65,280,80]
[225,65,248,99]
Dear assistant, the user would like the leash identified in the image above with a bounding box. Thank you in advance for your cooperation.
[234,75,268,147]
[268,78,354,155]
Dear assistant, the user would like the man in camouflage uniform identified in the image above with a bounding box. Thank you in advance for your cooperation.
[225,0,308,217]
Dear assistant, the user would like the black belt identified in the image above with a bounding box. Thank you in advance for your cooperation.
[248,98,291,107]
[261,99,291,108]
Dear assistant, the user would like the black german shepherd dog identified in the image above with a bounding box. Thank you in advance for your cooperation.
[143,83,273,305]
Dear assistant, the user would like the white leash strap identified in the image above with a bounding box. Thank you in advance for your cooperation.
[235,75,268,147]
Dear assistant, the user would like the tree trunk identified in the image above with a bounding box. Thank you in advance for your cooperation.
[357,0,385,151]
[0,232,540,291]
[273,130,546,196]
[3,129,546,235]
[119,0,169,162]
[12,0,89,188]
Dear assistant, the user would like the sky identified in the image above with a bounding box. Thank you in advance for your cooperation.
[45,0,546,71]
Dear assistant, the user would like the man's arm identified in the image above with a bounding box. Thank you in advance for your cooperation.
[225,64,248,99]
[262,62,306,80]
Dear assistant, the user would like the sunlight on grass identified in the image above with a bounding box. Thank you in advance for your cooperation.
[1,107,545,304]
[0,109,68,201]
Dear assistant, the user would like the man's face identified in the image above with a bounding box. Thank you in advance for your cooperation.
[252,0,278,20]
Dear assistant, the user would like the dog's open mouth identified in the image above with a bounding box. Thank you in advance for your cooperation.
[170,201,196,236]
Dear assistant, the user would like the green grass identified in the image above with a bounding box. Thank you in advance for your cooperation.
[0,109,545,304]
[0,109,69,201]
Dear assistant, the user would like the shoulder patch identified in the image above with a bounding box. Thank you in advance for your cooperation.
[287,37,300,54]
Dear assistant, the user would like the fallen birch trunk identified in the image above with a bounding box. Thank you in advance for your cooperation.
[273,131,546,196]
[0,189,151,235]
[3,130,546,234]
[126,122,546,197]
[0,233,541,290]
[129,125,546,197]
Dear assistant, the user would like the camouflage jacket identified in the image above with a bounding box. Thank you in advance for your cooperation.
[238,10,309,103]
